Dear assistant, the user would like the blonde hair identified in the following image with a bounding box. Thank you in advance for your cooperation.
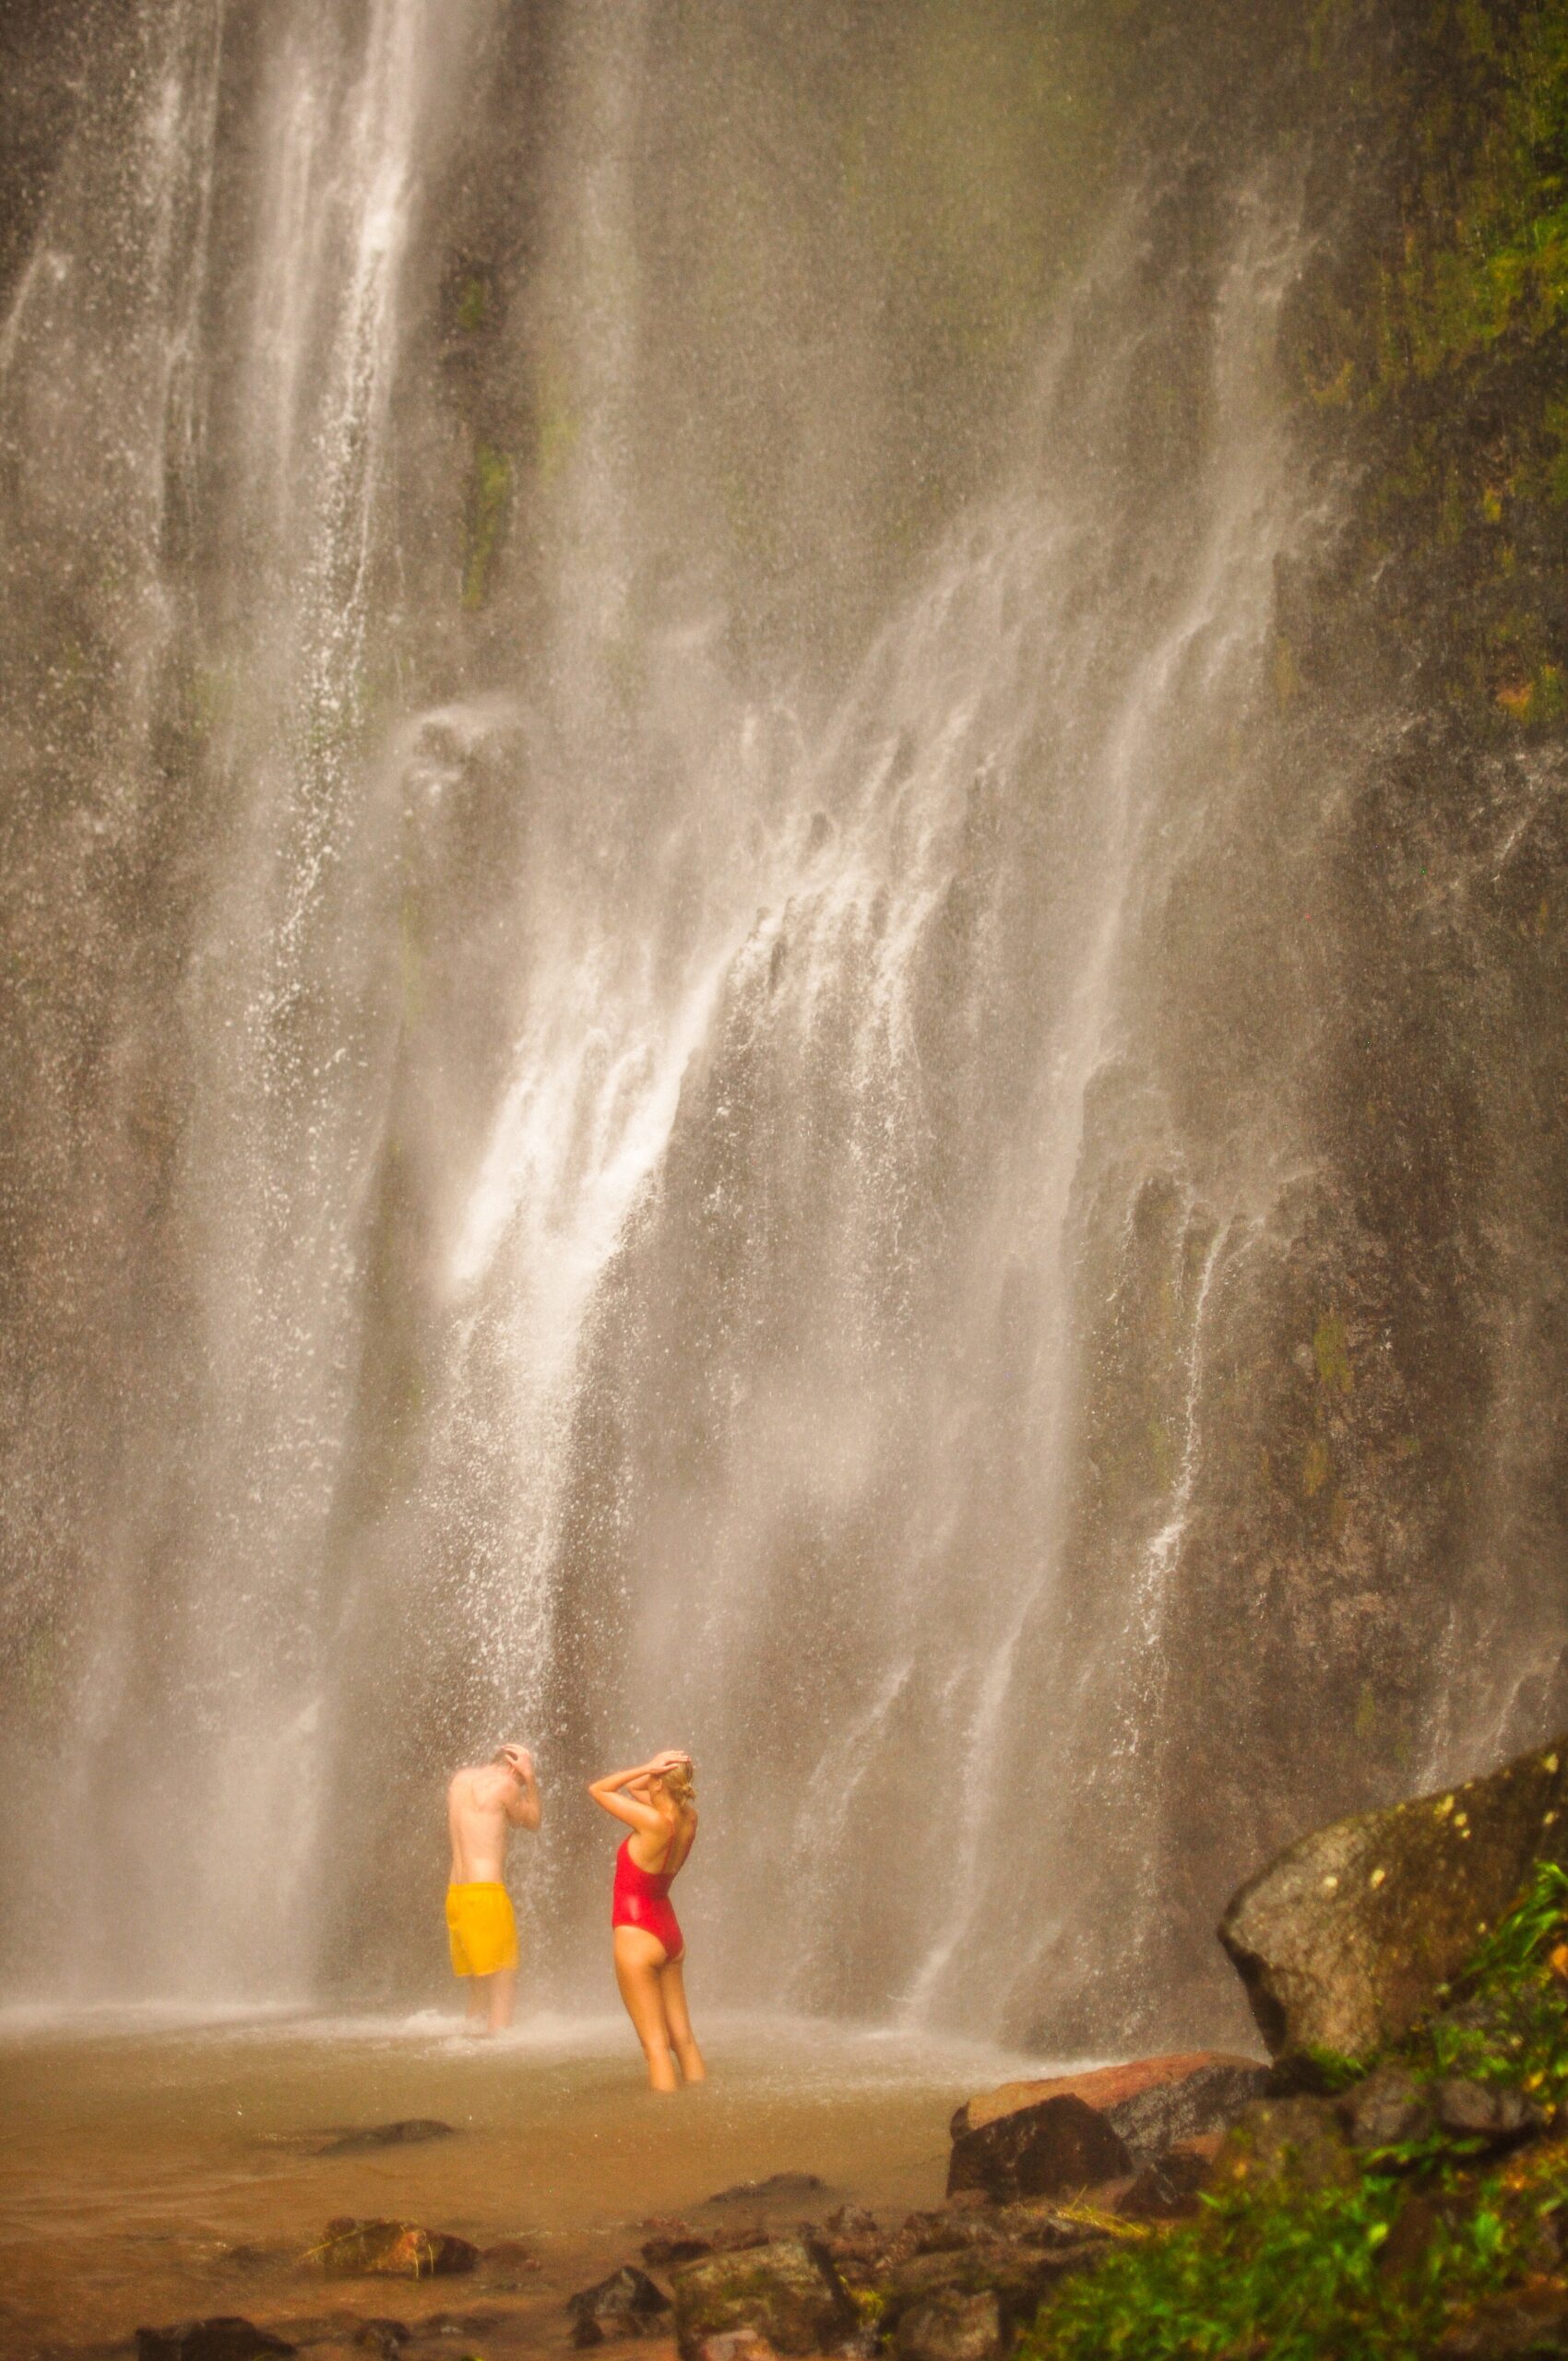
[660,1761,695,1809]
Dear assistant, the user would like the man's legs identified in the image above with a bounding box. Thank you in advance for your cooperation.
[486,1964,517,2034]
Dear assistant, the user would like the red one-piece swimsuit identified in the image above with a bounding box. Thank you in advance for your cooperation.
[612,1829,689,1961]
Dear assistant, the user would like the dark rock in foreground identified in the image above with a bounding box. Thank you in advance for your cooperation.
[568,2265,672,2345]
[672,2237,856,2358]
[1219,1735,1568,2060]
[947,2093,1131,2201]
[1114,2143,1215,2221]
[136,2325,296,2361]
[896,2289,1003,2361]
[644,2230,717,2267]
[315,2217,480,2278]
[946,2053,1266,2201]
[350,2325,410,2357]
[885,2238,1102,2319]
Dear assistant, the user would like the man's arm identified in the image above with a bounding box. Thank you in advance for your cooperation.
[501,1747,541,1831]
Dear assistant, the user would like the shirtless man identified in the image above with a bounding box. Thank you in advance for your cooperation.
[445,1744,541,2034]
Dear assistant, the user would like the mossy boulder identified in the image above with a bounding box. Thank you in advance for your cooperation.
[1219,1736,1568,2062]
[671,2238,856,2359]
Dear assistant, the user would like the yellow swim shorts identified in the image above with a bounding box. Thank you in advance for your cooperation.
[445,1880,518,1978]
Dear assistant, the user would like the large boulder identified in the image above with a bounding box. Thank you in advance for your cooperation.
[1218,1735,1568,2060]
[671,2238,856,2359]
[946,2052,1268,2200]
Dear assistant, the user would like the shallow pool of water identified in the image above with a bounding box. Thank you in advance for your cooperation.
[2,2008,1065,2355]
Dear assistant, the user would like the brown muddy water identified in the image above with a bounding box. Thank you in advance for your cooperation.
[1,2010,1060,2360]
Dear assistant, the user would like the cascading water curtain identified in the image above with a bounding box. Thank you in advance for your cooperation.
[4,0,1563,2041]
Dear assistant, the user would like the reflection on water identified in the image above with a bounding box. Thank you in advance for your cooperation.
[0,2010,1069,2353]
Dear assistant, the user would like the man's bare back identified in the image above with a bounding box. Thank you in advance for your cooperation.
[445,1744,540,2033]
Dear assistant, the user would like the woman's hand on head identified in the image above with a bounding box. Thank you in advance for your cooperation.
[648,1749,691,1775]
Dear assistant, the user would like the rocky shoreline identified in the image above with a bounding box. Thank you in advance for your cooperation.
[126,1735,1568,2361]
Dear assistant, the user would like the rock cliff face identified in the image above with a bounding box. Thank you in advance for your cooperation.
[1065,0,1568,2046]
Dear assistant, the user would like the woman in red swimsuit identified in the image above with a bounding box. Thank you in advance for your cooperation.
[588,1748,706,2092]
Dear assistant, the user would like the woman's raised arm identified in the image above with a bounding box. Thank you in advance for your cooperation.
[588,1760,671,1834]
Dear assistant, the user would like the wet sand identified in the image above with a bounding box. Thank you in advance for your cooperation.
[1,2009,1054,2359]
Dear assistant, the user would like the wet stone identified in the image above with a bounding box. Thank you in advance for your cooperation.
[1115,2144,1214,2221]
[706,2176,827,2208]
[1336,2066,1436,2150]
[481,2236,541,2286]
[351,2325,410,2356]
[136,2326,297,2361]
[895,2291,1004,2361]
[1434,2078,1546,2148]
[643,2231,717,2268]
[898,2213,1006,2257]
[319,2119,455,2157]
[672,2236,856,2359]
[568,2266,671,2345]
[992,2206,1098,2249]
[946,2093,1133,2203]
[885,2239,1101,2324]
[316,2219,480,2279]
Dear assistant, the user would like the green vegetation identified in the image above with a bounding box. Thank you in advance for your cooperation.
[461,436,513,610]
[1288,0,1568,727]
[1023,1861,1568,2358]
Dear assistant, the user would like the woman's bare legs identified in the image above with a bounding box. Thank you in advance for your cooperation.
[658,1956,707,2083]
[613,1928,679,2091]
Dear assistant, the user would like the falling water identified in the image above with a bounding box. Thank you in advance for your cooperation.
[3,2,1562,2048]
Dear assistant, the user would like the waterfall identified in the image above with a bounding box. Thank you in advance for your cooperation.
[2,2,1558,2046]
